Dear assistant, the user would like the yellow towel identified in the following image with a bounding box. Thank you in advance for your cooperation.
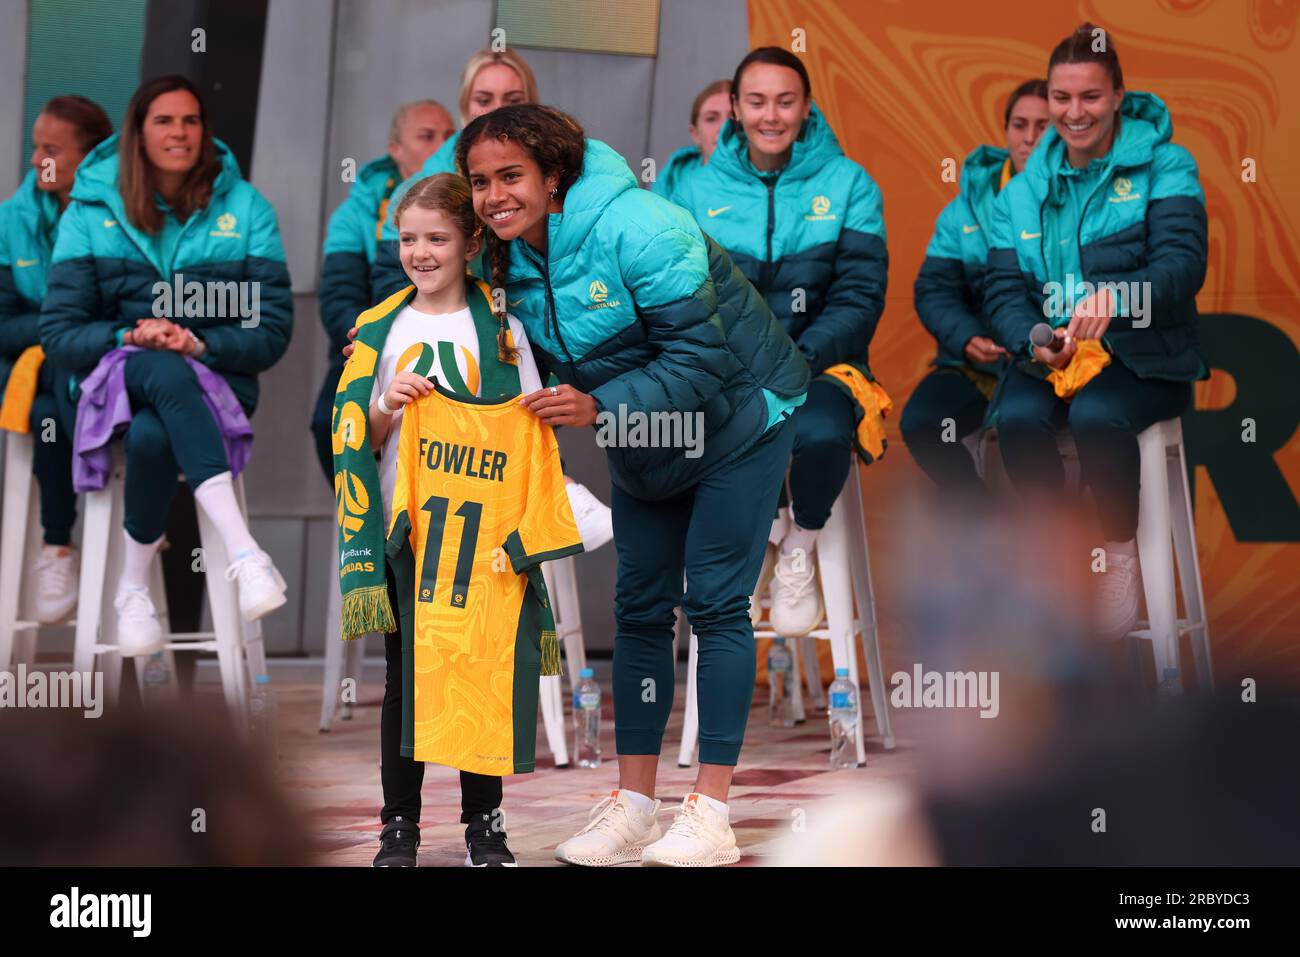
[820,363,893,464]
[1046,339,1111,400]
[0,345,45,434]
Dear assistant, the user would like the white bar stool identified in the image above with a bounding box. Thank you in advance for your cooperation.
[539,554,588,766]
[1130,417,1211,692]
[678,466,896,767]
[980,418,1211,692]
[0,432,47,669]
[72,444,261,726]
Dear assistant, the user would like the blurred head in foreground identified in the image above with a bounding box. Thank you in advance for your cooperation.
[0,704,311,866]
[772,495,1300,866]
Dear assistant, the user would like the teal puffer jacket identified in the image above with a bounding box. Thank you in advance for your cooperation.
[39,134,293,412]
[984,92,1207,380]
[651,145,703,200]
[320,154,398,350]
[914,145,1010,374]
[370,132,460,300]
[500,138,809,501]
[0,170,61,391]
[668,103,888,377]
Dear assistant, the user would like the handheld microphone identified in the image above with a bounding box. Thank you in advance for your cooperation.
[1030,323,1064,353]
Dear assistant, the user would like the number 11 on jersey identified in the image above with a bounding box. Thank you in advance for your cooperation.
[418,495,483,607]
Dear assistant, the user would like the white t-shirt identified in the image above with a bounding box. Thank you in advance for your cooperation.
[371,303,544,527]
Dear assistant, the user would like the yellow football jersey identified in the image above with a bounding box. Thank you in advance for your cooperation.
[386,384,583,775]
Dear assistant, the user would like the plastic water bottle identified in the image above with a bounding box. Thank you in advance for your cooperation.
[248,674,278,760]
[828,668,860,769]
[768,639,795,728]
[140,652,171,707]
[573,667,601,768]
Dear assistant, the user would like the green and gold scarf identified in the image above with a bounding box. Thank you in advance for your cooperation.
[332,278,522,639]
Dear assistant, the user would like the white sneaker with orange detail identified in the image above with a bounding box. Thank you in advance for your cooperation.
[641,793,741,867]
[554,789,663,866]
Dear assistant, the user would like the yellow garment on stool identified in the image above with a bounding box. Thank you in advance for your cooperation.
[0,345,45,434]
[820,363,893,463]
[1047,339,1111,400]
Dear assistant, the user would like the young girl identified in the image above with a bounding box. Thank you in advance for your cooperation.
[984,23,1208,639]
[353,173,544,867]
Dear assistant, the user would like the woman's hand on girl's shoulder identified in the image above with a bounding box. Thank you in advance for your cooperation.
[519,384,598,428]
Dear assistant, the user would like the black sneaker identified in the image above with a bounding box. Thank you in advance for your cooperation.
[373,816,420,867]
[464,812,517,867]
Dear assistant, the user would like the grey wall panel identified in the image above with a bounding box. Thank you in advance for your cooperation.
[250,0,335,294]
[323,0,492,220]
[517,46,654,172]
[0,0,30,190]
[242,293,333,519]
[647,0,750,187]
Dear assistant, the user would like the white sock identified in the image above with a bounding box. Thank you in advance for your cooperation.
[193,472,259,558]
[120,531,163,591]
[692,793,729,820]
[780,522,819,557]
[618,788,656,813]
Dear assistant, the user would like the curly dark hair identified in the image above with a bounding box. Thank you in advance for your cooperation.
[455,104,586,363]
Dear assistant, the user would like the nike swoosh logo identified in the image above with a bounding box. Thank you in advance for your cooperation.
[508,298,525,307]
[1020,230,1041,240]
[104,219,117,228]
[706,206,732,217]
[962,224,980,234]
[15,258,38,268]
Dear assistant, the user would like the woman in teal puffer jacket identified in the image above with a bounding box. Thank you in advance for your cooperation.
[459,104,809,867]
[0,95,112,624]
[983,24,1209,641]
[39,75,294,656]
[668,47,889,639]
[901,78,1049,497]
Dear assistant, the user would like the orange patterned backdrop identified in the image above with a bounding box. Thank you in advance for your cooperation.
[748,0,1300,684]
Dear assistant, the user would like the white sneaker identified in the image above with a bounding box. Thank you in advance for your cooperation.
[565,481,613,552]
[641,794,741,867]
[1096,551,1141,639]
[225,550,287,622]
[114,586,165,657]
[33,544,79,623]
[750,543,778,627]
[769,547,823,637]
[554,790,663,866]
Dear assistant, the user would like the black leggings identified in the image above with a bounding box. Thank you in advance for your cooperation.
[379,561,502,824]
[996,361,1192,542]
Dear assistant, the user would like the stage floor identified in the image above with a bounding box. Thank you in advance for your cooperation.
[270,658,912,867]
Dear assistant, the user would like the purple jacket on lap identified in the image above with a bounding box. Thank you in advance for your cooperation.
[72,346,253,493]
